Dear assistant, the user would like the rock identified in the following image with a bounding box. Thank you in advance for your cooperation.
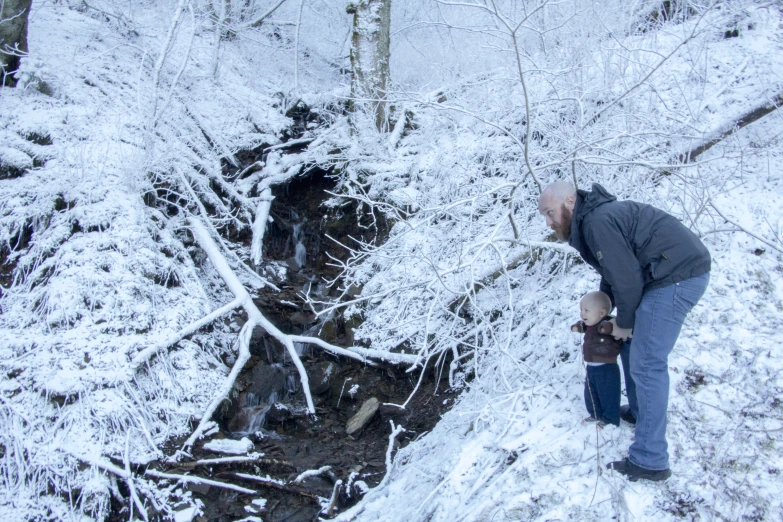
[289,311,317,326]
[344,314,363,345]
[379,403,406,421]
[186,481,211,495]
[310,360,339,395]
[319,319,337,341]
[173,506,199,522]
[247,363,288,403]
[265,403,292,423]
[346,397,380,436]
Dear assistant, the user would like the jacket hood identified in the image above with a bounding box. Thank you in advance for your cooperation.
[568,183,616,250]
[575,183,616,223]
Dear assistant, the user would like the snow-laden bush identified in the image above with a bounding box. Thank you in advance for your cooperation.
[0,0,349,518]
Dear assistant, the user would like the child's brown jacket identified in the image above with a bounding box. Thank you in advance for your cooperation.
[571,317,624,364]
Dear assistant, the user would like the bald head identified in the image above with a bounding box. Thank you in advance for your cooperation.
[538,182,577,241]
[580,291,612,326]
[540,182,576,205]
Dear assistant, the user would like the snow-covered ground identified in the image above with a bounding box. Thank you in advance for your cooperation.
[2,0,783,520]
[338,112,783,521]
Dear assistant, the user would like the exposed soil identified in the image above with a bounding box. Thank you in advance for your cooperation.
[165,355,456,522]
[109,135,459,521]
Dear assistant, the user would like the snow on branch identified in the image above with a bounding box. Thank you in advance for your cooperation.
[251,187,274,266]
[248,0,288,28]
[294,465,332,483]
[145,469,256,494]
[129,296,246,372]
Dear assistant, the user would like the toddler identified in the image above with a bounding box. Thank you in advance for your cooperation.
[571,291,624,428]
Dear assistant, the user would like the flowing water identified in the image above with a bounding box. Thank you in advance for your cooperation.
[117,122,457,521]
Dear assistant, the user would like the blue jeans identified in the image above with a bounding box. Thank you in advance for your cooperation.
[626,273,709,470]
[620,339,637,419]
[585,363,621,426]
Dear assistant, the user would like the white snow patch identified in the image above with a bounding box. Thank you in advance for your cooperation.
[202,437,254,455]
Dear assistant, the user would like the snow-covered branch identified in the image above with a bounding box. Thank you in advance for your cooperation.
[248,0,288,28]
[129,296,245,372]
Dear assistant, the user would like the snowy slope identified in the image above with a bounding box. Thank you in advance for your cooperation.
[331,3,783,521]
[337,114,783,521]
[0,1,347,519]
[2,0,783,520]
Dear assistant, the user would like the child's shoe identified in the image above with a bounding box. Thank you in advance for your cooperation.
[583,416,599,424]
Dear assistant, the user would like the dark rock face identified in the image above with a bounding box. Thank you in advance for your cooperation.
[265,403,293,424]
[246,363,289,405]
[310,360,340,395]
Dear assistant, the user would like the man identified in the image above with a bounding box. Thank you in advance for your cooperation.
[538,181,711,481]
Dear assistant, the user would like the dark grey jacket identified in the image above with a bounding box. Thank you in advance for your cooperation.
[569,184,711,329]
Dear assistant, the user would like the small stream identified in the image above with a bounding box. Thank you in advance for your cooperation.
[154,130,457,521]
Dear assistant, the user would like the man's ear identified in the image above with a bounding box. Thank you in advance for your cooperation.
[565,195,576,210]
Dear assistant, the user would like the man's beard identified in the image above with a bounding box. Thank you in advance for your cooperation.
[554,204,572,242]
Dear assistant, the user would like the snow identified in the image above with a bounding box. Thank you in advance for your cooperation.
[202,437,254,455]
[173,506,199,522]
[2,0,783,520]
[295,465,333,483]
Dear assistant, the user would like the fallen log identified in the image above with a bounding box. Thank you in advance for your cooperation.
[676,92,783,164]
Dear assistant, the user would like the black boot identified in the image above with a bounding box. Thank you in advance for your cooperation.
[620,404,636,424]
[606,458,671,482]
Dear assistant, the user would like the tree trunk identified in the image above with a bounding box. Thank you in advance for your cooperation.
[0,0,32,87]
[348,0,391,132]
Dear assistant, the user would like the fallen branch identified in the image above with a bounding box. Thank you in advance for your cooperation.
[187,217,315,430]
[232,473,321,501]
[248,0,288,28]
[173,453,264,468]
[146,469,255,494]
[129,296,245,371]
[288,335,379,364]
[183,314,256,448]
[251,187,274,265]
[326,479,343,516]
[294,465,332,483]
[677,92,783,163]
[67,451,256,507]
[378,421,405,490]
[264,137,315,152]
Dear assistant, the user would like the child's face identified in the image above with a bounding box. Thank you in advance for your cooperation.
[580,298,606,326]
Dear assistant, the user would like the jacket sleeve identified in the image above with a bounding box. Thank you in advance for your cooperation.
[583,217,644,329]
[599,277,615,310]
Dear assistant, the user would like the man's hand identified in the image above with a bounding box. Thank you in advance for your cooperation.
[608,317,633,340]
